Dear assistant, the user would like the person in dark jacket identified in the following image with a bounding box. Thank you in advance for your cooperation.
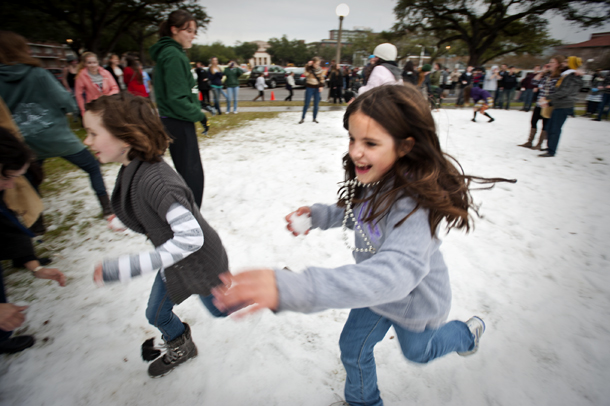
[402,61,418,86]
[519,65,540,112]
[539,57,583,157]
[456,66,473,107]
[499,66,519,110]
[329,64,343,103]
[149,10,206,207]
[593,72,610,121]
[0,127,66,354]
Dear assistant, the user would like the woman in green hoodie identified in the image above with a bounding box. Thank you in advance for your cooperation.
[150,10,206,208]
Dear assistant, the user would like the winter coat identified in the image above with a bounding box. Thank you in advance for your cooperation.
[548,70,583,109]
[0,64,85,160]
[149,37,205,123]
[223,66,244,88]
[207,68,224,87]
[359,62,404,95]
[304,65,325,88]
[74,67,119,115]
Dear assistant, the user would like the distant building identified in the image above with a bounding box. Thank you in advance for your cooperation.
[28,41,75,69]
[249,41,271,66]
[557,32,610,68]
[319,28,371,47]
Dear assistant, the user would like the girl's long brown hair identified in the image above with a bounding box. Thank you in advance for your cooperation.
[85,93,170,163]
[0,31,41,67]
[339,84,516,235]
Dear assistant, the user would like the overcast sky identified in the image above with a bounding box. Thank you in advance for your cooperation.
[194,0,610,47]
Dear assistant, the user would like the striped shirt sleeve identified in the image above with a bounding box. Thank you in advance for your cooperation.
[102,203,204,282]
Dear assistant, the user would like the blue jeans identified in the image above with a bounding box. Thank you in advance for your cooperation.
[211,87,229,114]
[596,93,610,120]
[146,271,226,341]
[522,89,534,111]
[302,87,321,120]
[340,308,474,406]
[546,107,572,156]
[226,86,239,112]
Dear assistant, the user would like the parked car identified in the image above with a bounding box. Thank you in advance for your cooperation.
[284,67,306,87]
[248,65,287,88]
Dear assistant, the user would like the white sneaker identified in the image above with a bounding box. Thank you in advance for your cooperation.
[457,316,485,356]
[233,110,238,114]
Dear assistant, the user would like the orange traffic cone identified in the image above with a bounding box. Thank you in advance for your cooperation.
[270,91,275,101]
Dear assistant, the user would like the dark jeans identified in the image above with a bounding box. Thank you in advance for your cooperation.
[63,148,108,196]
[162,117,204,208]
[494,88,501,107]
[28,148,107,197]
[500,88,516,109]
[522,89,534,111]
[198,87,210,105]
[597,93,610,120]
[302,87,321,119]
[0,265,11,342]
[530,106,549,131]
[285,86,293,101]
[547,107,572,156]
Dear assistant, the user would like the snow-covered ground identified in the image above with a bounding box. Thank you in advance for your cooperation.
[1,109,609,406]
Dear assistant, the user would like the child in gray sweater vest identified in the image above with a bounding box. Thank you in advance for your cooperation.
[213,85,515,405]
[83,93,229,378]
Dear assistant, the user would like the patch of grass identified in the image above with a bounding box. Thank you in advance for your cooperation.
[199,111,281,139]
[232,101,341,108]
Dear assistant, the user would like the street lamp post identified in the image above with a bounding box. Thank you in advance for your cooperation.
[418,45,424,68]
[445,45,450,68]
[335,3,349,66]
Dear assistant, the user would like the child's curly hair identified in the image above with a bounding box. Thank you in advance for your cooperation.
[85,93,170,163]
[340,84,515,235]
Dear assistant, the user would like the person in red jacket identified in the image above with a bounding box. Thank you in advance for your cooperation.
[74,52,119,116]
[123,55,149,98]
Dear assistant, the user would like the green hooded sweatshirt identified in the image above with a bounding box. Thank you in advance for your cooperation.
[0,64,84,160]
[150,37,205,123]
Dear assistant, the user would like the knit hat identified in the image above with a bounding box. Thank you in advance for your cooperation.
[567,56,582,70]
[373,43,397,62]
[421,64,432,72]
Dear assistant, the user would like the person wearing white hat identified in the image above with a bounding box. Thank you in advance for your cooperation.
[358,43,403,96]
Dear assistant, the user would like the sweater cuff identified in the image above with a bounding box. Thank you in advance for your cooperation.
[275,268,314,313]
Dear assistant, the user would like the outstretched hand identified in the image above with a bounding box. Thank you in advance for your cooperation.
[93,263,104,287]
[212,270,279,317]
[285,206,311,236]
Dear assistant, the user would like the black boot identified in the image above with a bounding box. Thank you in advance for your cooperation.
[0,335,35,354]
[148,323,197,378]
[97,194,113,217]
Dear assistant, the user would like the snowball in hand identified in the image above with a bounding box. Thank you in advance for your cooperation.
[289,213,312,235]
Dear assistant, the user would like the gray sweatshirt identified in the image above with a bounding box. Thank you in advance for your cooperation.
[275,195,452,332]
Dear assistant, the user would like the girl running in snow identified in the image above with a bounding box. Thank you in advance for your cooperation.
[465,86,495,123]
[84,93,229,378]
[213,85,514,406]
